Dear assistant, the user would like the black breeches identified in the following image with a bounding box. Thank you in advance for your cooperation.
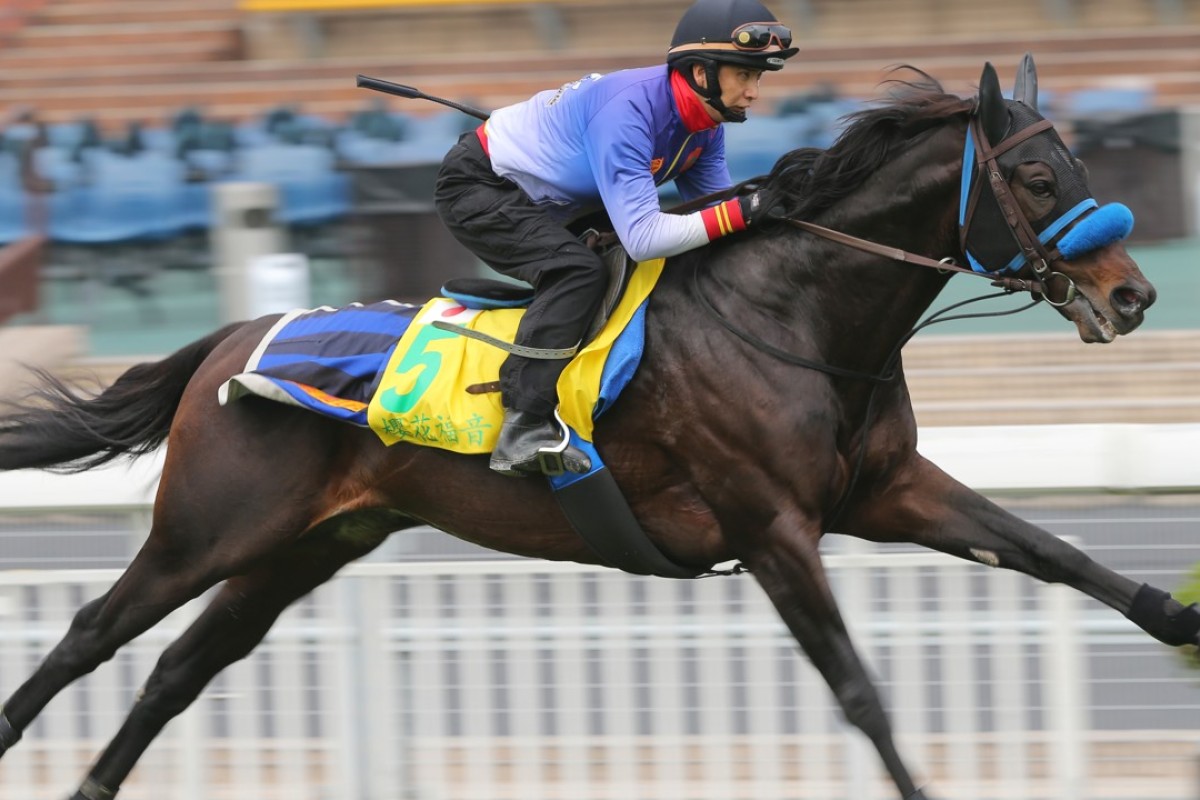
[434,133,607,417]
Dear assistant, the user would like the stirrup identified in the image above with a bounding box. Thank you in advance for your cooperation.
[533,409,573,476]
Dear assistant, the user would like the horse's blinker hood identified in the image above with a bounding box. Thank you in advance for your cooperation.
[960,56,1134,275]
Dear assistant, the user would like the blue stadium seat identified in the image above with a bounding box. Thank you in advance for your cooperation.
[800,98,858,148]
[184,148,236,177]
[49,152,186,244]
[723,115,810,182]
[33,146,85,188]
[405,111,476,143]
[227,144,349,225]
[348,102,410,142]
[1065,87,1155,116]
[177,181,214,231]
[336,131,450,166]
[0,162,33,245]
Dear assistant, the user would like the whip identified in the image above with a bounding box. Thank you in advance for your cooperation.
[355,74,490,121]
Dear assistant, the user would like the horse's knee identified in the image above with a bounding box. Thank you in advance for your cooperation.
[41,599,121,677]
[1128,584,1200,647]
[139,625,262,722]
[134,681,195,722]
[134,660,206,723]
[832,673,890,734]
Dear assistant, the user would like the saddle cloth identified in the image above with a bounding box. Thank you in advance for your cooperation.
[218,259,665,453]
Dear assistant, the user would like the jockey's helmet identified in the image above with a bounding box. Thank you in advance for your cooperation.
[667,0,798,73]
[667,0,798,122]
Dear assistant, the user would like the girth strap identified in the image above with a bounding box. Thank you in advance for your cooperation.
[553,468,707,579]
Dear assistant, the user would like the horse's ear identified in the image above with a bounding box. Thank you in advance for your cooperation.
[978,62,1009,147]
[1013,52,1039,110]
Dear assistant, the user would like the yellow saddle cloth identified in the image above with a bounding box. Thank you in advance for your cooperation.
[366,258,664,452]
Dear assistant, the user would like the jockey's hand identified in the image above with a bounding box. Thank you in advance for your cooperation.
[740,191,786,227]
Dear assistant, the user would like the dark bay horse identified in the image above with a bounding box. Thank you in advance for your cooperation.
[1,60,1197,800]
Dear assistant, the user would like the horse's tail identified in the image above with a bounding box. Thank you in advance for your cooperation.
[0,321,245,473]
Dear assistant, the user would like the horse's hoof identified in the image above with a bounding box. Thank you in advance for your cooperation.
[1129,586,1200,647]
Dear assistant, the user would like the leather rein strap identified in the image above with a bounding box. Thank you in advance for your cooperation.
[784,115,1062,299]
[785,219,1043,295]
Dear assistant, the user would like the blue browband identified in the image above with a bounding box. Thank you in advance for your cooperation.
[958,124,1134,274]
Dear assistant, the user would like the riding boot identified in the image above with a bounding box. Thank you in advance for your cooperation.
[489,409,591,477]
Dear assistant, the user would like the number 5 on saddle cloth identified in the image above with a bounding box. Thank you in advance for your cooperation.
[219,254,705,578]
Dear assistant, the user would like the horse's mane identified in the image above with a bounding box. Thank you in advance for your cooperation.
[756,69,974,222]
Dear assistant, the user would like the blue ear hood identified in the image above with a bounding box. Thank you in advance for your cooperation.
[1058,203,1134,261]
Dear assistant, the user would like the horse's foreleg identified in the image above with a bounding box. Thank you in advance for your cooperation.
[747,527,930,800]
[63,521,393,800]
[849,454,1200,649]
[0,538,218,758]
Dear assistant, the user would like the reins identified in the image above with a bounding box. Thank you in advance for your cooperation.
[691,211,1051,386]
[785,218,1047,295]
[691,112,1067,533]
[694,110,1071,384]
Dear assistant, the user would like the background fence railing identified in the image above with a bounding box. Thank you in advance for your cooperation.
[0,424,1197,800]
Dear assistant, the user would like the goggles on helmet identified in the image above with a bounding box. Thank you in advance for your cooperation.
[730,22,792,52]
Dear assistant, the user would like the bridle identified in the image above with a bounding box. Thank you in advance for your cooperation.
[782,112,1080,307]
[692,109,1085,530]
[694,109,1085,384]
[959,114,1079,307]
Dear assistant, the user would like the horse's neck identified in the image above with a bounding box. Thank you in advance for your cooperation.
[720,128,964,372]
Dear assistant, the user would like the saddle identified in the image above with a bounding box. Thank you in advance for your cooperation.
[439,231,634,390]
[434,236,703,578]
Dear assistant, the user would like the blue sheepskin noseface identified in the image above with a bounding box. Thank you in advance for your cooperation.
[1058,203,1134,261]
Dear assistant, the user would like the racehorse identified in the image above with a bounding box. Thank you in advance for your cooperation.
[1,58,1197,800]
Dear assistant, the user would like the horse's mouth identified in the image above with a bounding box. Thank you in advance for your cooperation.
[1087,304,1118,343]
[1066,294,1123,344]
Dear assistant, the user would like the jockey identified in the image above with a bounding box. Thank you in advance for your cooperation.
[433,0,798,477]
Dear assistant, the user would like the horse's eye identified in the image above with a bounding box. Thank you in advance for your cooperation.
[1029,180,1055,198]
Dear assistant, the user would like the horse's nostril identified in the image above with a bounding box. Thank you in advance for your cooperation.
[1143,283,1158,309]
[1113,285,1152,314]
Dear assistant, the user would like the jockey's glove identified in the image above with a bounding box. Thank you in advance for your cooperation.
[739,191,785,227]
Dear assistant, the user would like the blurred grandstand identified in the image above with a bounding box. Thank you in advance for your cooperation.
[0,6,1199,797]
[0,0,1197,426]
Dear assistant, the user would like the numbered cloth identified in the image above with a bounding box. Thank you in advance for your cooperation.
[217,259,665,453]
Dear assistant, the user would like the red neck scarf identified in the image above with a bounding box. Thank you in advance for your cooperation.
[670,69,719,132]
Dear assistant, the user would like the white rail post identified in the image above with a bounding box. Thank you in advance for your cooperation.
[210,182,286,325]
[1042,581,1087,800]
[837,538,879,799]
[179,686,205,800]
[335,579,367,800]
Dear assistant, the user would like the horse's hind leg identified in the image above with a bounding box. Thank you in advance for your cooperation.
[0,534,223,757]
[746,517,929,800]
[62,514,402,800]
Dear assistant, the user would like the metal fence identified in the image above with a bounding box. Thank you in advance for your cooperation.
[0,427,1197,800]
[0,547,1195,799]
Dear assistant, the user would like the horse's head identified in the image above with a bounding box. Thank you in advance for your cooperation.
[962,54,1156,342]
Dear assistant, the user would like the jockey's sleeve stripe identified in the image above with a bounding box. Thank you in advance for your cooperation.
[700,199,748,241]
